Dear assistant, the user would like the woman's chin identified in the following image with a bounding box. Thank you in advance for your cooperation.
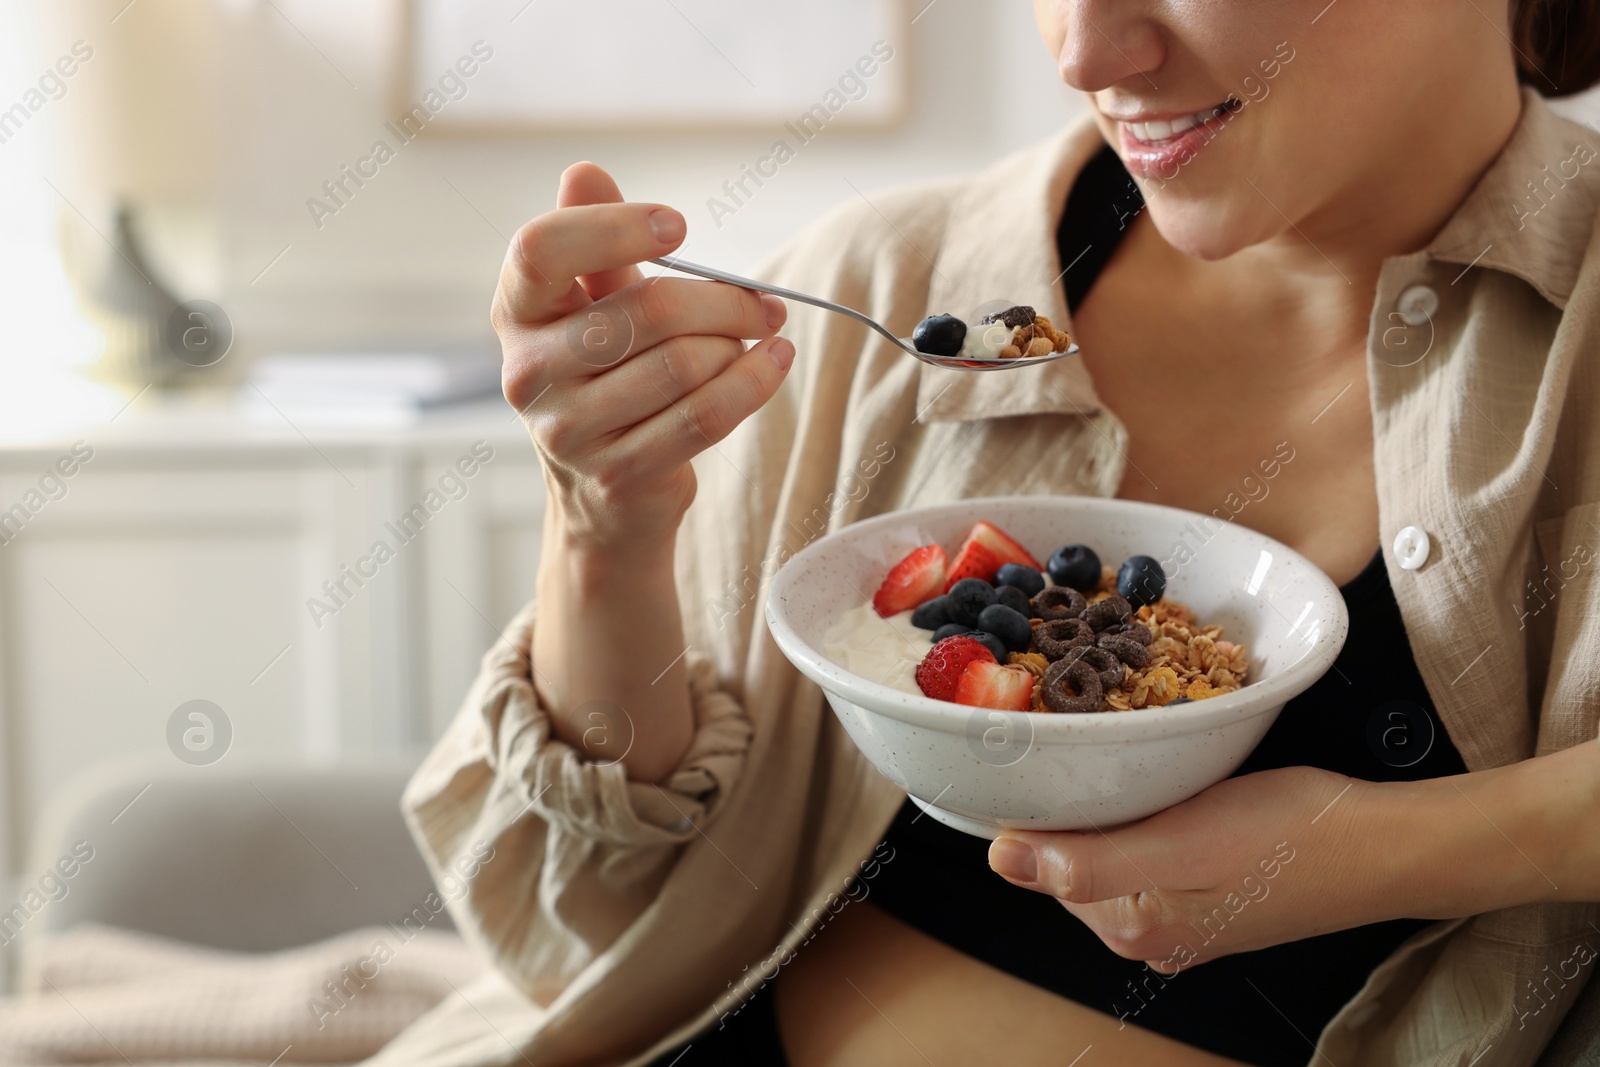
[1113,132,1295,262]
[1141,199,1282,263]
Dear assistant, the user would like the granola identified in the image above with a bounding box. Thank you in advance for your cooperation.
[1064,568,1249,711]
[910,306,1073,362]
[853,519,1252,714]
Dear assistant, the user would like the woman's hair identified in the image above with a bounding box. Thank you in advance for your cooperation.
[1512,0,1600,95]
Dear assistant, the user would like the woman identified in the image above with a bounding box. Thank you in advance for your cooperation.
[387,2,1600,1065]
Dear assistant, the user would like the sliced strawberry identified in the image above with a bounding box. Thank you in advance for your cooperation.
[967,520,1044,571]
[944,539,1001,590]
[873,544,947,617]
[954,660,1035,711]
[915,635,996,702]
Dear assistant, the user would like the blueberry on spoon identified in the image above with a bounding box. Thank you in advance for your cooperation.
[911,314,967,357]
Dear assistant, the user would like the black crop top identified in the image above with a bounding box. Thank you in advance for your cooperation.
[652,147,1468,1067]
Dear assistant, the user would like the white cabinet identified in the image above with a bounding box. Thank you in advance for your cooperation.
[0,394,543,902]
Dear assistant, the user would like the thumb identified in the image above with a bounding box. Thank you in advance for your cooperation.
[989,829,1159,903]
[557,161,650,300]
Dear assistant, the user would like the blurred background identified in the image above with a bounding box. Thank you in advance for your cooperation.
[0,0,1092,995]
[1,0,1597,1007]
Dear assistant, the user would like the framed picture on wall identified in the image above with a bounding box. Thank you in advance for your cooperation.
[396,0,911,133]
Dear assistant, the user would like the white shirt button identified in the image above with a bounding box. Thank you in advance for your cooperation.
[1395,285,1438,327]
[1393,525,1431,570]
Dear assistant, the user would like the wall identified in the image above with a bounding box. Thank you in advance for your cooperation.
[13,1,1600,369]
[209,0,1084,360]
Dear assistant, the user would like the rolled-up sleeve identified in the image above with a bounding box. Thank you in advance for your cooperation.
[400,597,753,1004]
[392,210,915,1035]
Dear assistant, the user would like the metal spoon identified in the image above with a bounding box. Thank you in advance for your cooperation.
[648,256,1078,372]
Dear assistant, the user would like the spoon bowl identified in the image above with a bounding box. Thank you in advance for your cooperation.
[648,256,1079,372]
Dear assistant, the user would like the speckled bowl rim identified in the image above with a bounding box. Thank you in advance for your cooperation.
[765,495,1350,744]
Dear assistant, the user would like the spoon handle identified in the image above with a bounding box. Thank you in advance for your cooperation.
[648,256,908,351]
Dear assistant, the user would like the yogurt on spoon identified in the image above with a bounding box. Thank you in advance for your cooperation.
[910,304,1072,363]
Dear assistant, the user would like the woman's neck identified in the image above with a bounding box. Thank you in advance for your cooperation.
[1189,82,1526,344]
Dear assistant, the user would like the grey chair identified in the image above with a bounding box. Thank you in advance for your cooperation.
[18,755,449,966]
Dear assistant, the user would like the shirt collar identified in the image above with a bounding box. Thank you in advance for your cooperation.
[1424,87,1600,310]
[914,112,1110,424]
[916,87,1599,425]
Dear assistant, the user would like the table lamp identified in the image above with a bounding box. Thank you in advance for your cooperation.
[47,0,223,386]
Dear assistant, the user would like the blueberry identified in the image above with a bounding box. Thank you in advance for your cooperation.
[910,596,951,631]
[976,604,1032,654]
[1047,544,1101,591]
[932,622,968,644]
[995,563,1045,597]
[1168,696,1193,705]
[994,584,1032,617]
[962,629,1008,664]
[911,314,967,357]
[945,577,998,627]
[1116,555,1167,608]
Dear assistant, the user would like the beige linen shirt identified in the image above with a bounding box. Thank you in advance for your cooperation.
[378,88,1600,1067]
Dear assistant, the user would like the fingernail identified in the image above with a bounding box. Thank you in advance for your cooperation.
[761,294,786,331]
[769,337,794,371]
[648,208,685,244]
[989,838,1037,885]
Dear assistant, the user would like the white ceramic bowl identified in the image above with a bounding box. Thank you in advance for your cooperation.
[764,495,1348,838]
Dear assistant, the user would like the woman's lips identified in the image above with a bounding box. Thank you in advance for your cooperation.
[1117,101,1240,180]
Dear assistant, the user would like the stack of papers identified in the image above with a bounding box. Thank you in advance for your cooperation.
[239,347,501,427]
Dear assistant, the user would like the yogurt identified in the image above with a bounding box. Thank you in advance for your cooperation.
[958,322,1013,360]
[821,602,932,696]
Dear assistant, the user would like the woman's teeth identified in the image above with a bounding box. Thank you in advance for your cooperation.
[1126,104,1228,143]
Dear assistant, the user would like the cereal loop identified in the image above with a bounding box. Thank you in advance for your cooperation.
[1034,618,1094,660]
[1097,631,1152,669]
[1082,595,1133,632]
[1109,621,1153,645]
[1060,645,1123,690]
[1033,587,1087,621]
[1040,657,1105,714]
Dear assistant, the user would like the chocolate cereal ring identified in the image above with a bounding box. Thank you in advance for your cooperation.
[1034,618,1094,660]
[1059,645,1124,690]
[1108,621,1153,645]
[1040,656,1105,714]
[1033,587,1087,621]
[981,305,1036,329]
[1082,595,1133,632]
[1096,630,1151,669]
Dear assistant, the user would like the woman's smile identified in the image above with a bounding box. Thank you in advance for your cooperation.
[1110,100,1240,178]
